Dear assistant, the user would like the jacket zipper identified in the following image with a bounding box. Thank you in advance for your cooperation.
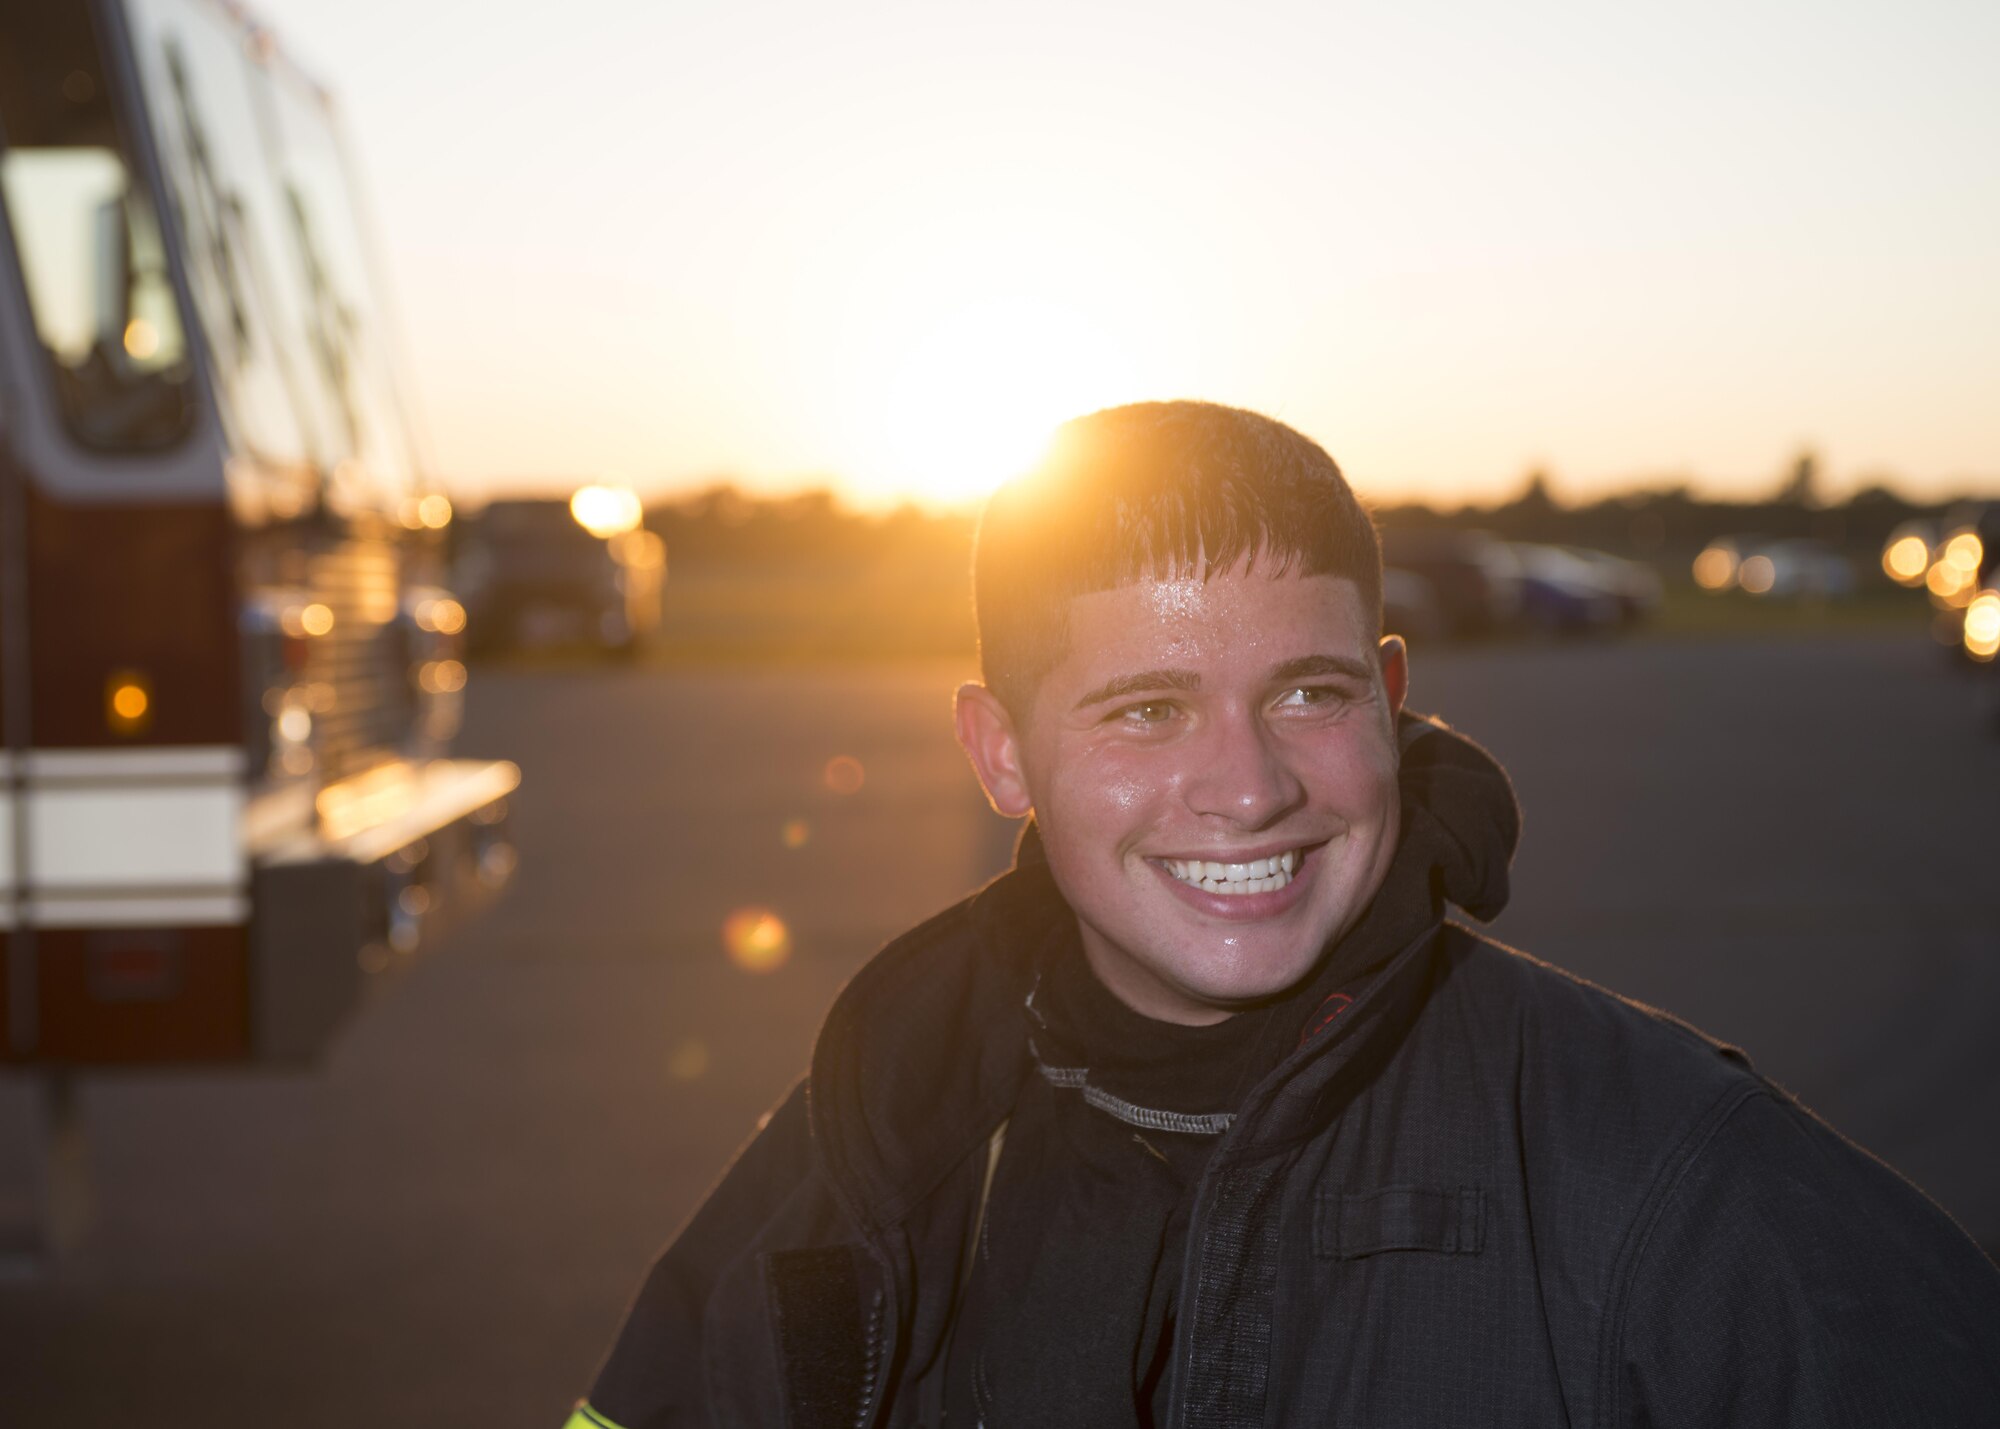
[853,1283,887,1429]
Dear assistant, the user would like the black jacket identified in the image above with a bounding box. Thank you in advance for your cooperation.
[582,724,2000,1429]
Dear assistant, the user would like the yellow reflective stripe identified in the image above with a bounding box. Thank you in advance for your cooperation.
[562,1404,629,1429]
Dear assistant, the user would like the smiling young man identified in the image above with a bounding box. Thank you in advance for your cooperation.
[571,403,2000,1429]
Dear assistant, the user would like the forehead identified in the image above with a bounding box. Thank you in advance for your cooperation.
[1047,568,1376,694]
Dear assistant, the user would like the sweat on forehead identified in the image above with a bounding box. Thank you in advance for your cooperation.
[972,401,1383,715]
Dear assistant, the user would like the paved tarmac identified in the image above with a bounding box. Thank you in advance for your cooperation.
[2,632,1995,1426]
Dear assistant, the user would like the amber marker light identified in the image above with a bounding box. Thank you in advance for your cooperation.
[722,907,792,972]
[107,670,152,734]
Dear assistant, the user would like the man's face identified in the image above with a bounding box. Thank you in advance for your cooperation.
[957,564,1408,1025]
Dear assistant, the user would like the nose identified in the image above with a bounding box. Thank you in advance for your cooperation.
[1182,708,1306,829]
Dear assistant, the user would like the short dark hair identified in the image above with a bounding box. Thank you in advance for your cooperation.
[973,401,1382,714]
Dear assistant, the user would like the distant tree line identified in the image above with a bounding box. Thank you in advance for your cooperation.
[643,461,1986,571]
[1376,453,1990,559]
[645,486,976,572]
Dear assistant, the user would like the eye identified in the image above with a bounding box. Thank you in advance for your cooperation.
[1272,685,1351,712]
[1112,699,1180,727]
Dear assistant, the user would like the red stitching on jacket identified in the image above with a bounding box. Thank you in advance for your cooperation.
[1299,992,1354,1047]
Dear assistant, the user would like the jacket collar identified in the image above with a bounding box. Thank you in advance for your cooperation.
[807,712,1520,1224]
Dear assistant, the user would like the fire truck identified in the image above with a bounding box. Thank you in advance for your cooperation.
[0,0,518,1240]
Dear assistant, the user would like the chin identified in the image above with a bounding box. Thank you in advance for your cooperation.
[1166,940,1328,1010]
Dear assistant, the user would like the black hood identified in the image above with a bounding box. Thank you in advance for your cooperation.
[1394,712,1520,923]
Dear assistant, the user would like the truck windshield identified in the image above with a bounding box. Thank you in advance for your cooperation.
[121,0,421,502]
[0,0,195,451]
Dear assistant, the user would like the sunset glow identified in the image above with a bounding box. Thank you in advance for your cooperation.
[865,297,1141,509]
[251,0,2000,508]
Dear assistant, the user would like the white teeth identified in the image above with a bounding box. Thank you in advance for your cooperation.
[1163,848,1304,896]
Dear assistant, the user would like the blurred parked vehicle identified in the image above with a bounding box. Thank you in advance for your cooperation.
[458,492,666,657]
[1508,544,1625,635]
[1379,528,1521,638]
[1381,567,1444,643]
[1383,529,1660,641]
[1693,536,1854,599]
[1557,546,1663,626]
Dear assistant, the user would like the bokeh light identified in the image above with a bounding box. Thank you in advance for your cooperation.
[1928,560,1975,605]
[781,818,811,849]
[415,597,467,635]
[722,907,792,973]
[1941,528,1984,575]
[570,484,644,538]
[1964,590,2000,662]
[1692,545,1738,591]
[1737,554,1776,596]
[1882,533,1931,586]
[668,1039,710,1082]
[823,756,866,795]
[418,659,468,694]
[122,316,159,359]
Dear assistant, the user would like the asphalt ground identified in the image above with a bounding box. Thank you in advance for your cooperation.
[2,631,1996,1426]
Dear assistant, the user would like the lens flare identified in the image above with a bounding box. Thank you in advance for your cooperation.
[723,907,792,972]
[781,818,811,848]
[823,756,866,795]
[668,1039,711,1082]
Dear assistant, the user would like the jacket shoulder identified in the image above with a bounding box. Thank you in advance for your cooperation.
[1434,925,1764,1133]
[1424,928,2000,1418]
[1612,1075,2000,1420]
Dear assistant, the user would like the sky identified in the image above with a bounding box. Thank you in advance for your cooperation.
[247,0,2000,510]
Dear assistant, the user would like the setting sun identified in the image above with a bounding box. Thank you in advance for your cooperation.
[856,296,1142,509]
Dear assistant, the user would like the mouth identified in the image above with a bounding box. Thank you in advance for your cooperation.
[1157,847,1303,898]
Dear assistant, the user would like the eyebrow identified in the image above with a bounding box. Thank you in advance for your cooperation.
[1270,653,1375,684]
[1072,668,1201,710]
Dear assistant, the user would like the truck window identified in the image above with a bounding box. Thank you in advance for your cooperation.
[0,0,194,451]
[260,56,420,506]
[122,0,320,469]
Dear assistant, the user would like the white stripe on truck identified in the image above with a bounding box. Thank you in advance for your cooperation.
[0,746,244,899]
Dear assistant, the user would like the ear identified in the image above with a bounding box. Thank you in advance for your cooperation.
[1377,634,1409,719]
[954,682,1034,818]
